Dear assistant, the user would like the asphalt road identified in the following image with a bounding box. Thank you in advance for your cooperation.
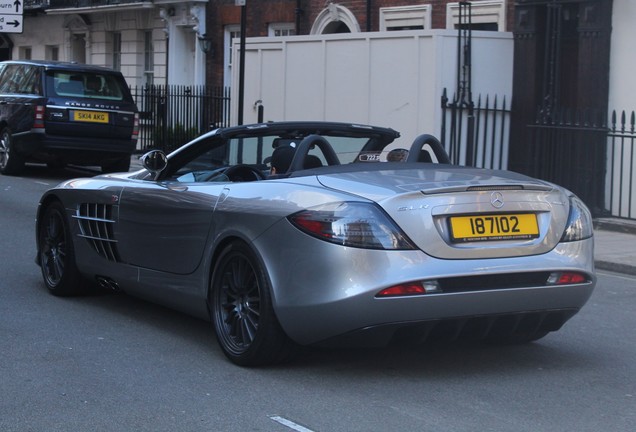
[1,164,634,432]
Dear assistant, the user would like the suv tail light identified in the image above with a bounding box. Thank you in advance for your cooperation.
[132,112,140,140]
[34,105,46,129]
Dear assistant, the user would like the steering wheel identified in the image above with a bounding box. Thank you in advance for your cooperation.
[222,164,266,182]
[287,135,340,173]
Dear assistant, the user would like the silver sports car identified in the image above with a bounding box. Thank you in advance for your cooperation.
[35,121,596,366]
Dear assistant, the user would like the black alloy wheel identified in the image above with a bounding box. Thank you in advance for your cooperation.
[210,241,292,366]
[38,201,83,296]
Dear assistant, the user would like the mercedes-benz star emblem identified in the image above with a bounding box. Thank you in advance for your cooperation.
[491,191,504,208]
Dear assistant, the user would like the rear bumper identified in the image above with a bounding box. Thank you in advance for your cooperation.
[256,224,596,346]
[278,279,594,346]
[13,129,136,164]
[314,308,580,348]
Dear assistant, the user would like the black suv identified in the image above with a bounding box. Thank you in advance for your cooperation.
[0,60,139,175]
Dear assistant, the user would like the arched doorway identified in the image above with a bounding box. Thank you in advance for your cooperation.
[310,4,360,35]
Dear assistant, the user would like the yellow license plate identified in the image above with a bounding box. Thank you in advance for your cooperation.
[449,214,539,242]
[73,110,109,123]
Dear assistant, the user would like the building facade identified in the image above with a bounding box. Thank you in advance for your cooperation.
[12,0,207,87]
[204,0,513,88]
[9,1,512,88]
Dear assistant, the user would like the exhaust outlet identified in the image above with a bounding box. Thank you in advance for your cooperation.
[96,276,120,291]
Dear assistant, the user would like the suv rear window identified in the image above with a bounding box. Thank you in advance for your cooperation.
[46,71,127,101]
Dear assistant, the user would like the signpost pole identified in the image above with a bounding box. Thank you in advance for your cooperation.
[237,0,246,125]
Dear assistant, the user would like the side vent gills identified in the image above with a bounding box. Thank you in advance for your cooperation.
[74,203,120,262]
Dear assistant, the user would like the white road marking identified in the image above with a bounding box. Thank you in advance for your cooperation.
[269,415,316,432]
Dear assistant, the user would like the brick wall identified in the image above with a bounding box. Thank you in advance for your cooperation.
[206,0,514,87]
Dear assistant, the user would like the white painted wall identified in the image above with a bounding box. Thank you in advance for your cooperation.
[608,0,636,113]
[232,30,513,147]
[606,0,636,219]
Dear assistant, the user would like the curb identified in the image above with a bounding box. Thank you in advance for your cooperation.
[594,218,636,235]
[595,260,636,276]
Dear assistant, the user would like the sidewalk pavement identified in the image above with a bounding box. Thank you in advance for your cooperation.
[594,218,636,276]
[130,155,635,276]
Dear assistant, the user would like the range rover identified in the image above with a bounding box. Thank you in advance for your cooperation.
[0,60,139,175]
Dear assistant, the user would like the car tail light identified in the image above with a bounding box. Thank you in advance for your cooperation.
[561,196,593,242]
[288,202,415,250]
[547,271,588,285]
[33,105,46,129]
[376,280,442,297]
[132,112,140,140]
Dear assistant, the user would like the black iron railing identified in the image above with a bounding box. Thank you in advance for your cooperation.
[440,88,511,171]
[607,110,636,220]
[130,85,231,153]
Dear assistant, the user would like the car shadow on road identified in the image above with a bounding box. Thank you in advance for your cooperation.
[18,163,103,181]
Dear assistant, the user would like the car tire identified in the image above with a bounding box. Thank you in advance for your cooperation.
[102,157,131,173]
[210,241,293,366]
[0,128,25,176]
[37,201,85,296]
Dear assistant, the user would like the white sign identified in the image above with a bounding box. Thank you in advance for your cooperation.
[0,0,23,34]
[235,0,246,6]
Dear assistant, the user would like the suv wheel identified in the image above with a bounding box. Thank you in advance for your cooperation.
[0,128,25,176]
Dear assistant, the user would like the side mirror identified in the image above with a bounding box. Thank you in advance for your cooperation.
[140,150,168,174]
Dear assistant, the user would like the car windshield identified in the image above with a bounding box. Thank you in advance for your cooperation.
[47,71,127,101]
[167,134,391,179]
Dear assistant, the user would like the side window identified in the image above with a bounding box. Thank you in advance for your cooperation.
[0,64,9,93]
[16,66,42,95]
[0,64,22,93]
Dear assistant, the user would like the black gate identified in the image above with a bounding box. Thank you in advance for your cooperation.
[441,88,511,170]
[526,109,608,215]
[511,0,613,217]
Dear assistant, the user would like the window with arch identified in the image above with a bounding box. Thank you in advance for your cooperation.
[310,4,360,35]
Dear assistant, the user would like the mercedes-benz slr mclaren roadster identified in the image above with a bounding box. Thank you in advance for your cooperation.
[35,121,596,366]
